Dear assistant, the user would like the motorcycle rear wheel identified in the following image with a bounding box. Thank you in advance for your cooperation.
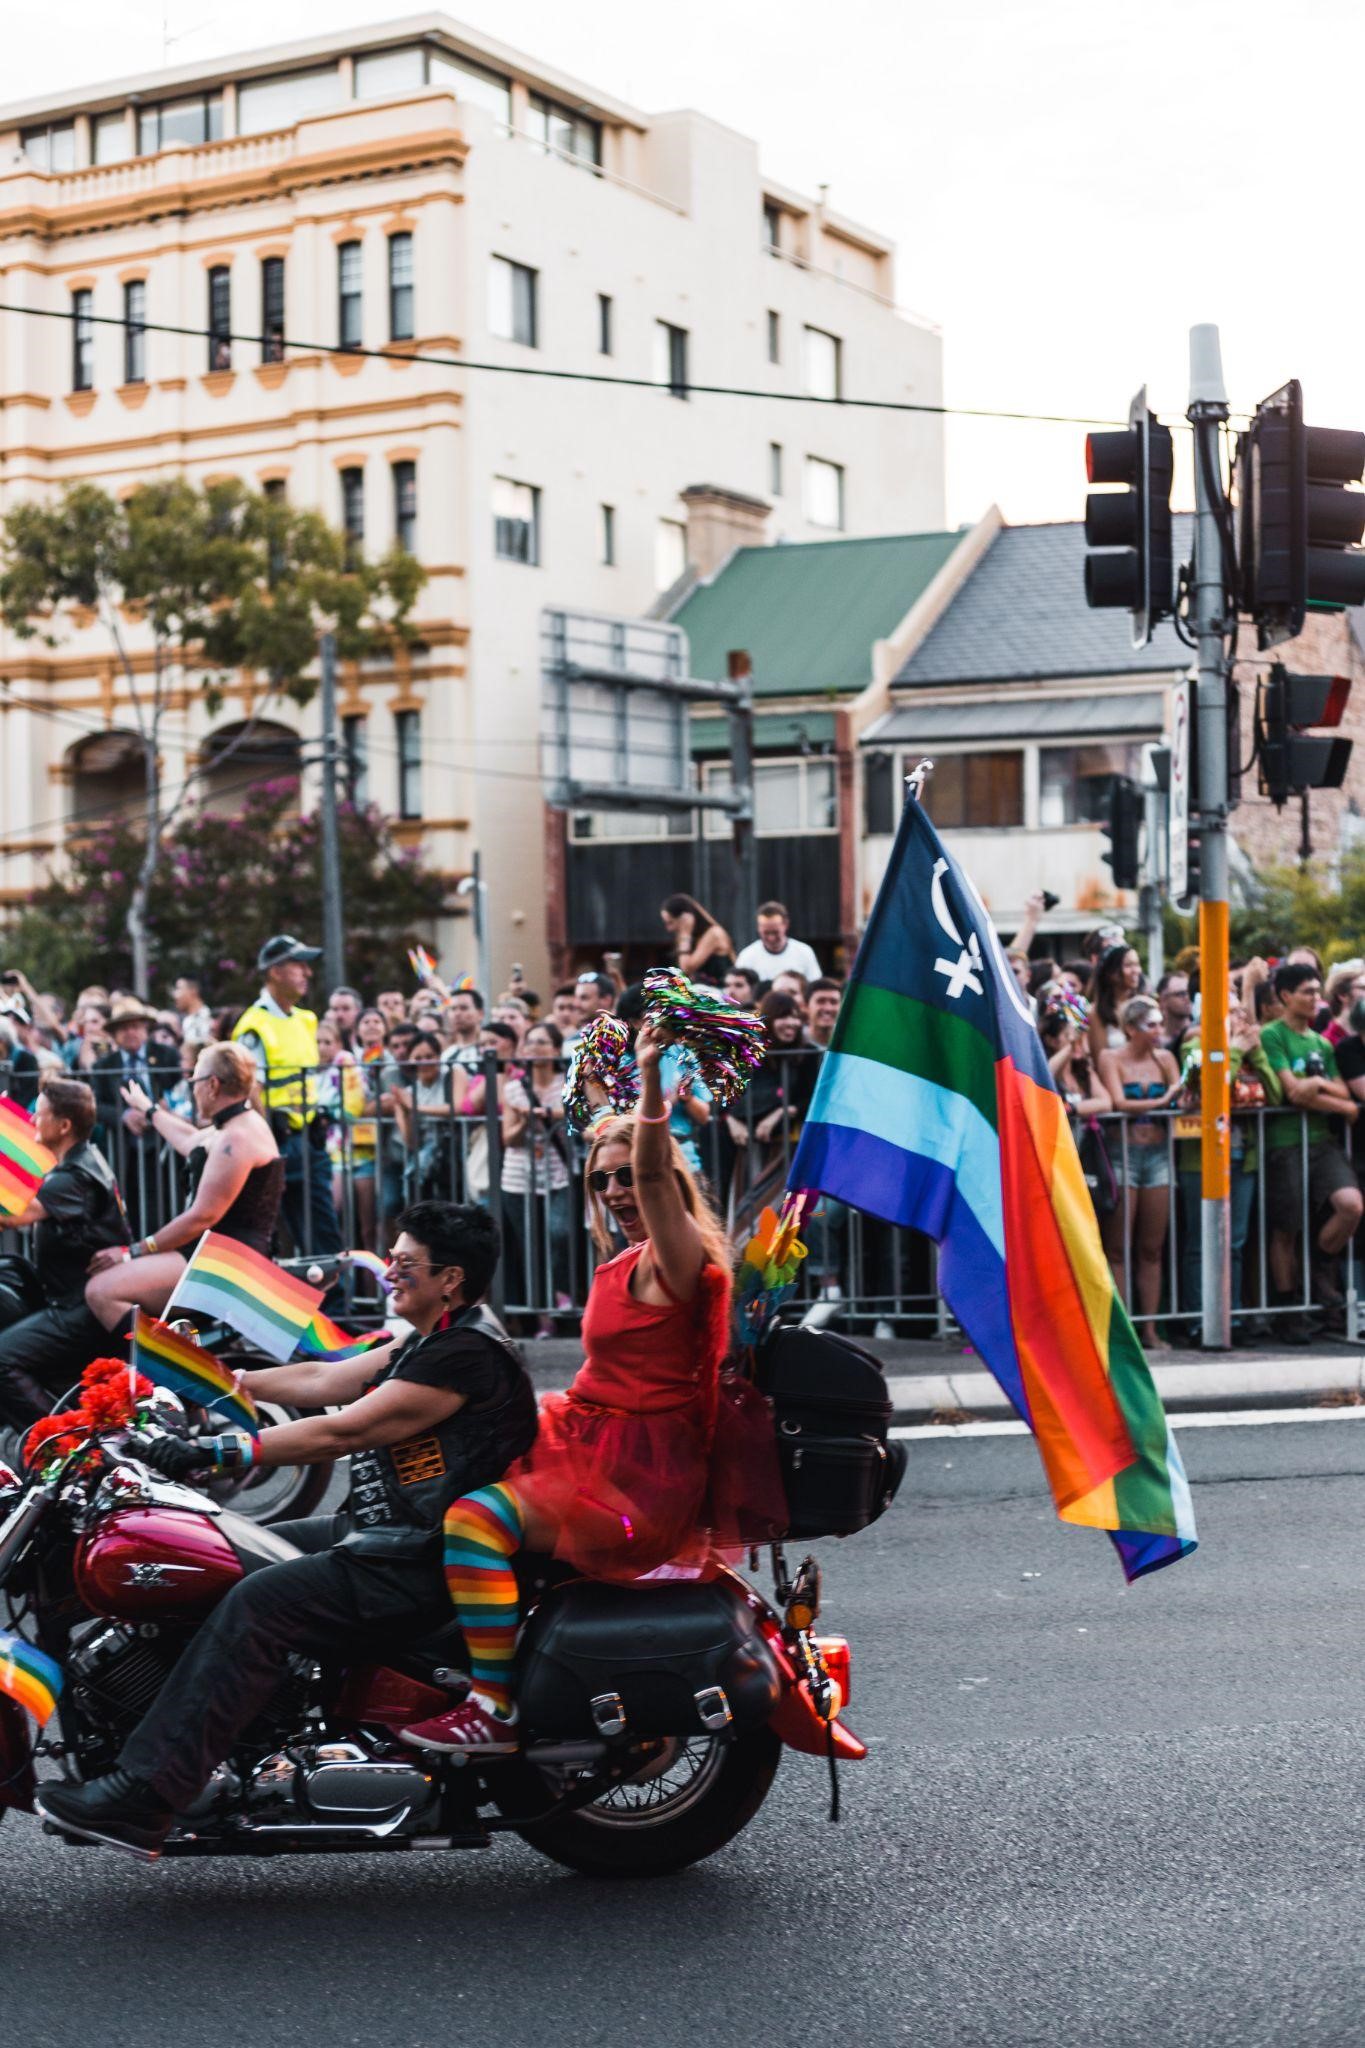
[490,1727,781,1879]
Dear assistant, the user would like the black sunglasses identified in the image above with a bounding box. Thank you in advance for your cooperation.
[588,1165,634,1194]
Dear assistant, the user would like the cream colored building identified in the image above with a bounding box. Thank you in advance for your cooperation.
[0,14,945,988]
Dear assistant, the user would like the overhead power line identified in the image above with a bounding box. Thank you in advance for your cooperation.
[0,297,1148,431]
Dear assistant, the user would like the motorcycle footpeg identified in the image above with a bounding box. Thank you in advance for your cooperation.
[589,1691,628,1738]
[693,1686,733,1733]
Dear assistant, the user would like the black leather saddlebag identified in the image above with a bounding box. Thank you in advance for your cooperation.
[517,1576,781,1741]
[755,1324,907,1539]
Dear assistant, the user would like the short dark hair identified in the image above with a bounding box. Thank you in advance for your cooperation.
[395,1200,501,1305]
[577,972,614,999]
[757,900,789,922]
[554,983,578,1002]
[450,987,485,1011]
[808,976,842,998]
[409,1031,442,1057]
[726,965,762,997]
[482,1019,519,1049]
[614,981,646,1025]
[525,1018,563,1050]
[1274,961,1321,997]
[388,1023,419,1049]
[38,1076,95,1143]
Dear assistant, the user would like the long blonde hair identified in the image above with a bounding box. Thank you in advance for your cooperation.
[583,1112,731,1274]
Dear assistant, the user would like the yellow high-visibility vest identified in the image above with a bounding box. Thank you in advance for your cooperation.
[233,1000,319,1130]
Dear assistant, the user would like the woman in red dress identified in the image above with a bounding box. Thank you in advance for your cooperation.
[403,1021,782,1755]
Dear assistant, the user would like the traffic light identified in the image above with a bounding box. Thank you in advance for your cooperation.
[1256,664,1353,808]
[1100,775,1143,891]
[1238,379,1365,649]
[1083,386,1175,649]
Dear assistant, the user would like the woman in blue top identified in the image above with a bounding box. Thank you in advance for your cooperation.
[1097,994,1182,1349]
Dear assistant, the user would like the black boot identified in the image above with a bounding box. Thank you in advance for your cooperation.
[36,1770,174,1858]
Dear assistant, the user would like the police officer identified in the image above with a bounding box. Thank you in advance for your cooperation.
[38,1200,538,1856]
[0,1077,130,1430]
[233,934,341,1257]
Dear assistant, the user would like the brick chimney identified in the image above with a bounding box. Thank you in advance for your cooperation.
[680,484,771,579]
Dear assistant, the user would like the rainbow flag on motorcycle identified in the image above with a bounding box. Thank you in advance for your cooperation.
[163,1232,322,1363]
[0,1630,62,1724]
[130,1312,259,1435]
[788,793,1196,1582]
[0,1095,54,1217]
[294,1310,389,1363]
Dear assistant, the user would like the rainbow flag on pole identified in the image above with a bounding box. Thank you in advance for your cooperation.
[0,1096,54,1217]
[164,1231,322,1363]
[789,793,1196,1582]
[130,1311,260,1435]
[294,1309,389,1363]
[0,1630,63,1724]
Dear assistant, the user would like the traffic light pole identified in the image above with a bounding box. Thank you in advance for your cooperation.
[1188,325,1232,1350]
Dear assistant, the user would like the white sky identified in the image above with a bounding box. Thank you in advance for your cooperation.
[7,0,1365,530]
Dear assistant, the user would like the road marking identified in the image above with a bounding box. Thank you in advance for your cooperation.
[890,1405,1365,1440]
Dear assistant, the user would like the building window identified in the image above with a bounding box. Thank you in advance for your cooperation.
[392,461,417,552]
[488,257,537,346]
[338,241,363,351]
[260,257,285,363]
[804,456,844,530]
[767,310,780,364]
[804,326,842,400]
[526,93,602,167]
[703,756,838,837]
[598,293,613,356]
[427,48,512,123]
[22,121,76,171]
[493,477,540,565]
[71,289,94,393]
[207,266,231,372]
[138,93,224,153]
[924,752,1025,830]
[654,320,689,400]
[655,518,687,592]
[353,46,425,98]
[122,281,146,386]
[340,467,365,559]
[342,714,369,806]
[236,67,341,136]
[1038,743,1146,827]
[388,233,414,342]
[263,478,287,501]
[763,201,782,252]
[769,443,783,497]
[395,709,422,819]
[600,503,616,566]
[92,111,131,166]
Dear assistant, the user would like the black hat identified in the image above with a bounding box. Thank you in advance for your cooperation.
[257,934,322,973]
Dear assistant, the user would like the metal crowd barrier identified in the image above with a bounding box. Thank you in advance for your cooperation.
[4,1050,1361,1344]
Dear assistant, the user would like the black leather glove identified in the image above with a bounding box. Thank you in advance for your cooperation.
[138,1435,210,1481]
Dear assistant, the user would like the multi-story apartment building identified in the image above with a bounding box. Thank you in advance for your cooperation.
[0,14,945,987]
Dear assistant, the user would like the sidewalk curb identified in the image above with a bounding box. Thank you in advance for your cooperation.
[887,1352,1365,1424]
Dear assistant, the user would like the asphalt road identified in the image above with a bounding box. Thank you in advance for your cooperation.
[8,1418,1365,2047]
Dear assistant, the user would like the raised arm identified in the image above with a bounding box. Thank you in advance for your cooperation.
[632,1022,706,1303]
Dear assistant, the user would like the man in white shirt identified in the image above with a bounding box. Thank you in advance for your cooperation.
[735,901,822,988]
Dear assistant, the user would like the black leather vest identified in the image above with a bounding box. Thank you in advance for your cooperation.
[343,1304,538,1557]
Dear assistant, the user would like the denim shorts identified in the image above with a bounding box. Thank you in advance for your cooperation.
[1116,1140,1171,1190]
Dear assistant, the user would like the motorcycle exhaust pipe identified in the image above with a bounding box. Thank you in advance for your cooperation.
[521,1740,608,1766]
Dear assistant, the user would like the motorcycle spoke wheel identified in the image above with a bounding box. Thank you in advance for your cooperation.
[579,1738,724,1827]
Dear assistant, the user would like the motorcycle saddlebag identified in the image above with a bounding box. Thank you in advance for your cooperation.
[754,1324,906,1539]
[516,1576,781,1742]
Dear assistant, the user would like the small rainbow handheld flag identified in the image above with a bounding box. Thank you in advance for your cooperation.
[295,1309,389,1363]
[131,1311,259,1435]
[0,1630,63,1724]
[164,1232,322,1364]
[0,1095,54,1217]
[342,1248,393,1291]
[408,944,441,987]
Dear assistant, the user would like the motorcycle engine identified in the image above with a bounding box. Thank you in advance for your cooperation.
[243,1735,438,1836]
[68,1620,177,1730]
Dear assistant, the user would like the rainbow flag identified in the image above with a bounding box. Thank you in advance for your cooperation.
[342,1248,393,1291]
[789,795,1196,1582]
[0,1096,54,1217]
[295,1309,389,1363]
[0,1630,62,1724]
[130,1311,259,1435]
[164,1231,322,1363]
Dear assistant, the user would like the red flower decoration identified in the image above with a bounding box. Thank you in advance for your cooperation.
[22,1411,87,1467]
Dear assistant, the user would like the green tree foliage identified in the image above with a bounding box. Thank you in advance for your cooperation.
[1163,854,1365,967]
[1,783,445,1008]
[0,479,424,993]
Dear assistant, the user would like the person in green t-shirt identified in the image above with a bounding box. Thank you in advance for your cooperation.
[1260,961,1362,1323]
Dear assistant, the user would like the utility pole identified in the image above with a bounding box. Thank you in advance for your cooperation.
[726,649,757,943]
[318,631,345,998]
[1188,325,1231,1350]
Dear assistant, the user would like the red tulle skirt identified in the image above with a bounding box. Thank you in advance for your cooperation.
[510,1375,787,1582]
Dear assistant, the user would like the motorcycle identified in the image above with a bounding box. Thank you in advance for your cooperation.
[0,1398,864,1878]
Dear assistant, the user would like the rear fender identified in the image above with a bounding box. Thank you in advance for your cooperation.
[0,1696,35,1814]
[761,1620,867,1761]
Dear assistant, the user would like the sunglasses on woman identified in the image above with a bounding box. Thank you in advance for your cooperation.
[588,1165,635,1194]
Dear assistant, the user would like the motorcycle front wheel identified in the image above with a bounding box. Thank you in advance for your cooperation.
[489,1727,781,1879]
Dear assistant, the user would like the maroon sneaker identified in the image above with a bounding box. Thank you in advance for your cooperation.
[401,1695,520,1754]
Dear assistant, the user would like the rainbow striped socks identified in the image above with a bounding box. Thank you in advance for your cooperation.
[441,1484,526,1718]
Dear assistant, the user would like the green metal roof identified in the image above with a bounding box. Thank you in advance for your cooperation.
[691,709,837,753]
[671,530,965,699]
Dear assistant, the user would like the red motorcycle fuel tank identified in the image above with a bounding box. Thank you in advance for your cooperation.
[75,1507,243,1621]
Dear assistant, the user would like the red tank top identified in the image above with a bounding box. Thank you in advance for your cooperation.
[574,1243,728,1415]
